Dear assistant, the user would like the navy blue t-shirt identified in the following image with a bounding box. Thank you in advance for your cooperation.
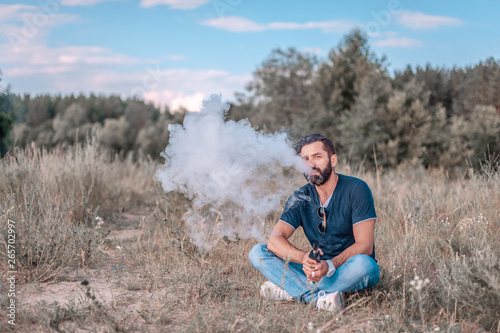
[279,174,377,261]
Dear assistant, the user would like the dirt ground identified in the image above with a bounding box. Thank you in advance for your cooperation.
[2,211,489,333]
[6,212,175,332]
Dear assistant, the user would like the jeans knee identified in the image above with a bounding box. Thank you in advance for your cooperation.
[248,243,268,268]
[349,254,380,277]
[343,254,380,291]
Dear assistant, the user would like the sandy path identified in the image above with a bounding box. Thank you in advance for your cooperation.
[12,212,163,332]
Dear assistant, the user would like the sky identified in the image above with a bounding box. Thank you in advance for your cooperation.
[0,0,499,112]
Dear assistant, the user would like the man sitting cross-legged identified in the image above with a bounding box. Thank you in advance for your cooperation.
[248,134,380,311]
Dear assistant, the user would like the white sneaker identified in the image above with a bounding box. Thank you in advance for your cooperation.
[316,290,344,312]
[260,281,293,301]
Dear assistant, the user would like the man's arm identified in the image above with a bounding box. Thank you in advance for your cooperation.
[267,221,306,264]
[311,219,375,281]
[330,219,375,268]
[267,221,321,281]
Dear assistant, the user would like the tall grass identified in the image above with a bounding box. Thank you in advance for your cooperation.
[1,140,499,332]
[120,160,500,332]
[0,138,158,283]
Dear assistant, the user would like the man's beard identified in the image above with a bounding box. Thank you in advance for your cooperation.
[304,163,333,186]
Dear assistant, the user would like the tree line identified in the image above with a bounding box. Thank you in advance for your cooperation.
[229,29,500,171]
[0,86,185,158]
[1,29,499,172]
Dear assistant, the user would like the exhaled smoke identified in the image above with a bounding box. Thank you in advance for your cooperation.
[155,94,310,249]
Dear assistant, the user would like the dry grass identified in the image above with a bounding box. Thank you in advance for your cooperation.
[0,140,499,332]
[0,137,158,284]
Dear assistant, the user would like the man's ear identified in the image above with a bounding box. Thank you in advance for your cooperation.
[330,154,337,169]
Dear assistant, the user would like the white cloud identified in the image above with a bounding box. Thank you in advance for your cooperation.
[0,38,250,111]
[138,68,251,111]
[201,16,354,33]
[0,4,79,51]
[0,2,248,111]
[203,16,263,32]
[0,4,35,22]
[0,4,78,25]
[0,44,141,76]
[144,91,205,111]
[373,37,422,48]
[60,0,121,6]
[140,0,211,9]
[396,11,463,30]
[367,30,398,38]
[301,47,324,56]
[166,54,187,61]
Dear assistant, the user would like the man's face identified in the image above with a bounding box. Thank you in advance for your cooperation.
[300,141,336,186]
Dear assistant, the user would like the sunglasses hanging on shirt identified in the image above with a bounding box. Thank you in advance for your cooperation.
[317,206,326,234]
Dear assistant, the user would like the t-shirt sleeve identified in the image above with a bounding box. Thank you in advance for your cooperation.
[279,191,303,230]
[351,181,377,225]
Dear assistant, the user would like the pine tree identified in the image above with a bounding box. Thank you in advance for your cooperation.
[229,47,317,135]
[306,29,387,149]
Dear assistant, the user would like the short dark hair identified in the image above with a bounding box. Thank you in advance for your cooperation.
[295,134,336,157]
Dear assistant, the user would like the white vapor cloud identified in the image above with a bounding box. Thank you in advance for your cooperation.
[373,37,422,48]
[396,11,463,30]
[155,94,311,249]
[140,0,211,9]
[202,16,355,33]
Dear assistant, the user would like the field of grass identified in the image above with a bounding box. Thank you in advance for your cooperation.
[1,140,499,332]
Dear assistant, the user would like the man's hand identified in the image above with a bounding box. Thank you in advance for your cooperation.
[302,252,328,282]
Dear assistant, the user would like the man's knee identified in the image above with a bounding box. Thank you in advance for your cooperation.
[343,254,380,291]
[348,254,380,278]
[248,243,268,268]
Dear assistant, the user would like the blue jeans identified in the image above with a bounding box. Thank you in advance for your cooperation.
[248,243,380,304]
